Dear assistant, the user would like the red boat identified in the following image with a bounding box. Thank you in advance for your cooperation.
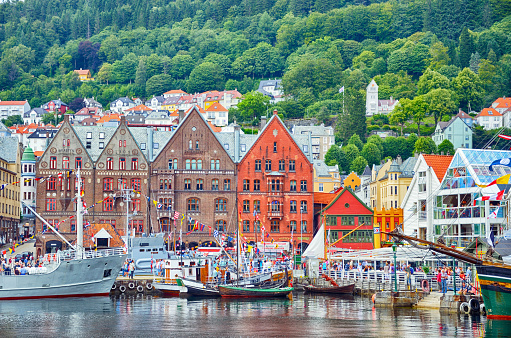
[303,283,355,294]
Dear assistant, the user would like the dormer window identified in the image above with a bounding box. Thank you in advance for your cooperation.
[86,132,92,139]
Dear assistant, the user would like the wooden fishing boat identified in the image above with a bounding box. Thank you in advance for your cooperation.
[218,285,293,298]
[303,283,355,294]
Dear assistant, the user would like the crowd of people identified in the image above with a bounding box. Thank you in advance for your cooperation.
[0,256,47,275]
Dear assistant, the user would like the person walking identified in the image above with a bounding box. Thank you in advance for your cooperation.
[441,268,448,294]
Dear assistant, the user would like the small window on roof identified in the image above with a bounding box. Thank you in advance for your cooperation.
[224,143,229,150]
[99,142,104,149]
[99,132,105,139]
[489,111,493,115]
[241,144,246,152]
[141,143,146,150]
[86,141,91,149]
[153,143,159,149]
[86,132,92,139]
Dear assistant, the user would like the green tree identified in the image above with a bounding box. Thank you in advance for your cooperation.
[458,27,474,68]
[428,42,451,70]
[352,50,375,70]
[1,115,23,127]
[414,137,437,155]
[41,112,63,126]
[342,144,360,166]
[135,59,147,97]
[423,88,457,125]
[236,91,270,123]
[112,53,138,83]
[367,134,384,154]
[417,68,450,95]
[170,54,195,79]
[469,52,481,73]
[336,89,366,143]
[187,62,225,94]
[360,142,381,166]
[452,68,485,111]
[438,139,455,155]
[348,134,364,151]
[97,63,113,84]
[409,96,429,136]
[99,35,120,63]
[146,74,174,97]
[324,144,348,172]
[389,98,412,135]
[350,156,368,175]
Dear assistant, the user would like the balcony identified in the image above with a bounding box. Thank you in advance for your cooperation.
[267,211,283,218]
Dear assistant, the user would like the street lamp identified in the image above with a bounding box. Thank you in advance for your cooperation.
[300,206,303,256]
[392,243,397,292]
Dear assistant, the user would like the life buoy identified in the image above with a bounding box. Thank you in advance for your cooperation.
[137,285,144,293]
[128,282,135,289]
[421,279,430,293]
[460,302,470,314]
[111,283,117,290]
[119,285,127,293]
[146,283,153,290]
[480,303,486,315]
[372,294,376,304]
[469,298,480,313]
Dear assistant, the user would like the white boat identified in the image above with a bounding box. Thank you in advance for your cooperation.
[0,169,126,300]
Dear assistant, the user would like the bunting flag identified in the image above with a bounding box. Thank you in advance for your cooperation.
[84,221,91,228]
[489,158,511,171]
[473,190,505,205]
[498,134,511,140]
[157,203,163,209]
[213,229,219,238]
[476,174,511,188]
[489,207,500,219]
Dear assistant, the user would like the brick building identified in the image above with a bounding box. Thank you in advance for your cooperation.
[237,111,314,253]
[150,107,237,249]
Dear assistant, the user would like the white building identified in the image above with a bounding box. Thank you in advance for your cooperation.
[291,124,335,160]
[0,100,31,119]
[475,108,503,130]
[400,154,453,241]
[257,79,285,104]
[20,146,37,235]
[110,97,136,114]
[365,79,399,116]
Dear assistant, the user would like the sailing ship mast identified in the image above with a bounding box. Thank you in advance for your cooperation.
[76,168,84,257]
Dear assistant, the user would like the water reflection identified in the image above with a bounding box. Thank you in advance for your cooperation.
[0,295,493,337]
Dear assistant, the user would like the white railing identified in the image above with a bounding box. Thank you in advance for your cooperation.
[56,247,125,261]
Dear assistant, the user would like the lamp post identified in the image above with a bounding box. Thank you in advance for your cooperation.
[300,207,303,256]
[392,243,397,292]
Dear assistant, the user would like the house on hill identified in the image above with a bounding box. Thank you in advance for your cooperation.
[432,113,473,149]
[74,69,94,81]
[476,108,503,130]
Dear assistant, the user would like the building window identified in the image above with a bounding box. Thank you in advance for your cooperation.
[103,178,114,191]
[290,221,297,232]
[75,177,84,191]
[99,142,104,149]
[197,159,202,170]
[211,179,219,190]
[211,159,220,170]
[290,200,297,213]
[265,159,272,171]
[243,200,250,213]
[86,132,92,139]
[187,198,200,211]
[216,220,226,232]
[131,178,141,191]
[132,199,141,212]
[168,159,173,169]
[117,178,127,190]
[224,179,231,191]
[131,158,138,170]
[62,156,70,169]
[186,159,191,169]
[254,220,261,232]
[255,160,261,171]
[103,198,113,211]
[300,180,307,192]
[215,198,227,212]
[106,157,113,170]
[279,160,285,172]
[119,158,126,170]
[301,220,307,232]
[46,198,56,211]
[196,140,199,149]
[289,160,295,172]
[184,179,191,190]
[271,179,280,192]
[71,220,76,232]
[253,200,260,213]
[196,179,203,190]
[319,183,324,192]
[172,159,178,169]
[189,140,192,149]
[99,132,105,139]
[75,157,82,169]
[253,179,260,191]
[47,177,57,191]
[243,179,250,191]
[341,216,355,225]
[243,220,250,232]
[50,156,57,169]
[301,201,308,213]
[273,142,277,152]
[271,220,280,233]
[290,180,297,192]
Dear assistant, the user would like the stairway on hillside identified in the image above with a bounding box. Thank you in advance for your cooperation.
[415,292,443,309]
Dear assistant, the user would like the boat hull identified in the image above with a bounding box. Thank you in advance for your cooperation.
[219,285,293,298]
[179,278,220,297]
[0,253,126,300]
[476,265,511,320]
[303,283,355,295]
[153,282,186,297]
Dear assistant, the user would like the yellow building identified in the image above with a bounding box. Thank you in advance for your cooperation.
[343,171,361,190]
[369,156,417,210]
[0,137,22,244]
[313,160,341,192]
[74,69,94,81]
[373,208,403,248]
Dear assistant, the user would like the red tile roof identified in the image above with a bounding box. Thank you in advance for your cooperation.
[164,89,187,95]
[34,151,44,157]
[74,69,90,75]
[207,121,222,132]
[125,104,152,112]
[477,107,502,117]
[313,192,337,205]
[73,223,125,248]
[0,100,28,105]
[493,97,511,109]
[422,154,453,181]
[206,102,228,112]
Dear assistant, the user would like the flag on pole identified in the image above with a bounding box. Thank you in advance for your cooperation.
[174,211,179,219]
[339,86,345,93]
[498,134,511,140]
[489,207,500,219]
[476,174,511,188]
[473,190,505,205]
[214,229,219,238]
[157,203,163,209]
[487,229,495,247]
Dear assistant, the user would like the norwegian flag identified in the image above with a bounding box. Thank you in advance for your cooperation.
[174,211,180,219]
[474,190,505,205]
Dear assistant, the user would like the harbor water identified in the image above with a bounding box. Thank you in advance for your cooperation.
[1,294,510,337]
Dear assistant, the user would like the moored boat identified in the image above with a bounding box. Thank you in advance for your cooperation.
[218,285,294,298]
[178,277,220,297]
[303,283,355,295]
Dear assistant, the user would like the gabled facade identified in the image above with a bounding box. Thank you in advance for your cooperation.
[0,137,22,245]
[313,160,340,192]
[150,106,237,249]
[400,154,452,241]
[432,116,472,149]
[205,102,228,126]
[110,97,136,114]
[74,69,93,81]
[321,187,374,250]
[366,79,378,116]
[476,107,503,130]
[21,146,37,236]
[42,99,68,115]
[237,110,314,252]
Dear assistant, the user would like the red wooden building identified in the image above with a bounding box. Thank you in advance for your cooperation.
[237,110,314,253]
[321,187,374,250]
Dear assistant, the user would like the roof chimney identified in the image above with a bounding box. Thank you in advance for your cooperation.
[64,114,70,123]
[273,109,278,116]
[178,109,185,123]
[260,116,267,130]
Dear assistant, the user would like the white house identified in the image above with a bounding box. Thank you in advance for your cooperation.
[475,108,503,130]
[257,79,285,104]
[109,97,136,114]
[365,79,399,116]
[0,100,31,119]
[432,114,473,149]
[400,154,453,241]
[23,108,45,125]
